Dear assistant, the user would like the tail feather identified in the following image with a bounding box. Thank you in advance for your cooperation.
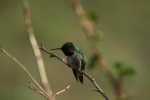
[72,69,78,81]
[79,75,83,84]
[72,69,84,84]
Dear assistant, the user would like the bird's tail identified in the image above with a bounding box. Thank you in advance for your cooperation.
[79,74,83,84]
[72,69,83,84]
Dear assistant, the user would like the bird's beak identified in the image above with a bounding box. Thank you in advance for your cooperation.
[50,48,61,50]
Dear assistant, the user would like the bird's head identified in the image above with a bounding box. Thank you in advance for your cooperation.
[51,42,76,56]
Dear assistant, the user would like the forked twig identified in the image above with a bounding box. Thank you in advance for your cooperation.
[0,47,49,98]
[17,78,48,98]
[40,44,109,100]
[1,47,71,99]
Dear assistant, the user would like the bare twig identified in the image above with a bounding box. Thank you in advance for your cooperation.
[78,70,109,100]
[21,0,53,96]
[40,43,68,65]
[51,85,70,98]
[0,48,49,98]
[40,44,109,100]
[17,78,48,98]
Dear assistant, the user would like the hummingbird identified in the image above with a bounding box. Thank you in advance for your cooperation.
[51,42,87,84]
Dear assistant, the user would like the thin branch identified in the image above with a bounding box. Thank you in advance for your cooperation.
[0,47,49,98]
[51,85,70,98]
[78,70,109,100]
[21,0,53,96]
[40,43,68,65]
[17,78,48,98]
[40,44,109,100]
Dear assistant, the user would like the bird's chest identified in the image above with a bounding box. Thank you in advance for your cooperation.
[67,56,81,69]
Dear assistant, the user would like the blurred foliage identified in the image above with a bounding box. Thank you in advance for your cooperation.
[85,10,99,23]
[113,62,135,77]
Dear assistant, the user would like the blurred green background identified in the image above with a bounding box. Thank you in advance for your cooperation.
[0,0,150,100]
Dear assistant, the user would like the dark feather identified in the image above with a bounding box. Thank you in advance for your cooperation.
[79,75,83,84]
[78,60,86,84]
[72,69,78,81]
[81,60,85,71]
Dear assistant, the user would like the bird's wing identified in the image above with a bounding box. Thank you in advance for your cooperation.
[81,55,87,71]
[75,47,87,71]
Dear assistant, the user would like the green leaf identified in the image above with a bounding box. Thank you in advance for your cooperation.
[123,66,135,76]
[113,62,135,77]
[86,10,99,23]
